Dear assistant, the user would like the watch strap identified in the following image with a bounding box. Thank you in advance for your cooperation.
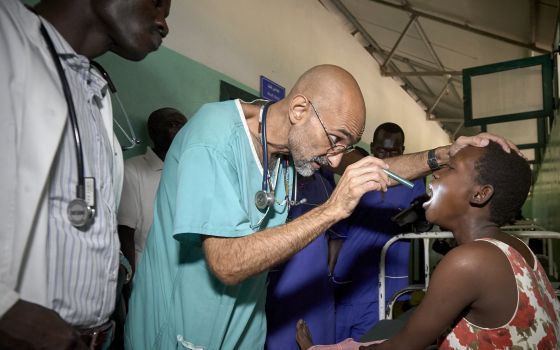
[427,148,440,171]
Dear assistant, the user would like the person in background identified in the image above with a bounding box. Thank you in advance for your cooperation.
[0,0,171,349]
[124,63,520,350]
[266,168,346,350]
[331,122,426,342]
[118,107,187,271]
[296,141,559,350]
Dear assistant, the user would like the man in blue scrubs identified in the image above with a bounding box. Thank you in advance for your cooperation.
[124,63,518,350]
[266,168,345,350]
[332,123,426,342]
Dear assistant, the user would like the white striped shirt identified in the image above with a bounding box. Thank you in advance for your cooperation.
[43,19,120,328]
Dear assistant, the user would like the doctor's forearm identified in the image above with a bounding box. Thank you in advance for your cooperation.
[203,204,341,285]
[385,146,449,184]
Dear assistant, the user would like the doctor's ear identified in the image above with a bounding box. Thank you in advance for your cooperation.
[470,184,494,206]
[288,95,310,124]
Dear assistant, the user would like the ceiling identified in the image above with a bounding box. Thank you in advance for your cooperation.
[320,0,559,138]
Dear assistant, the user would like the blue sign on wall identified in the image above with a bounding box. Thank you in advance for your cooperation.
[260,76,285,101]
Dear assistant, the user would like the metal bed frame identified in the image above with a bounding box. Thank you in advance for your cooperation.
[377,228,560,320]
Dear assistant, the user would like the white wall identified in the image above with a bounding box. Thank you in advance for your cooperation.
[164,0,451,152]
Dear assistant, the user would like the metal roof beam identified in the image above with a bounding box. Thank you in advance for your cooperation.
[328,0,460,126]
[329,0,432,111]
[368,0,550,53]
[412,17,463,104]
[383,70,461,77]
[330,0,386,64]
[555,2,560,47]
[409,64,435,96]
[530,0,538,48]
[429,117,464,123]
[373,49,463,83]
[452,121,466,139]
[427,77,451,115]
[382,14,417,70]
[412,88,463,110]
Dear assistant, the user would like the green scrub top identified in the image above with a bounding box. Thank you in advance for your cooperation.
[125,100,293,350]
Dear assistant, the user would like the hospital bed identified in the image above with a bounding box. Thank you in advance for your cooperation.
[377,226,560,321]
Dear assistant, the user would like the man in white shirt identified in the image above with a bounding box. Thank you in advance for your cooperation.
[0,0,171,349]
[118,108,187,270]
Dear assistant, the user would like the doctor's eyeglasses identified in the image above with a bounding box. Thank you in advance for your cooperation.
[308,100,354,156]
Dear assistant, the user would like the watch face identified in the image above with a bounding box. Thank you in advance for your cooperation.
[428,149,440,171]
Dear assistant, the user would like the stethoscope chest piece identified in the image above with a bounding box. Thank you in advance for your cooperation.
[67,199,95,228]
[255,190,275,211]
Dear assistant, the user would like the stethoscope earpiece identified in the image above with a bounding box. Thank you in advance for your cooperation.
[290,197,307,206]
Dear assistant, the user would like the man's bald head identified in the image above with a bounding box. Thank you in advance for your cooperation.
[283,65,366,175]
[288,65,366,142]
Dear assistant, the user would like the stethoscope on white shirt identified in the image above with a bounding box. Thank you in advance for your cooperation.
[38,19,138,228]
[252,102,306,229]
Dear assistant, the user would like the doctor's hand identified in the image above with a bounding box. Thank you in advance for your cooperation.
[324,156,390,221]
[449,132,522,158]
[0,300,88,350]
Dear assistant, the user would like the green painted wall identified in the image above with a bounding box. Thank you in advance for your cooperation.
[97,48,258,159]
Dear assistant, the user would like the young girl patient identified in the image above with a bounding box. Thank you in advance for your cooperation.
[296,142,559,350]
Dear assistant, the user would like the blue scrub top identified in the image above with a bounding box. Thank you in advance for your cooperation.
[125,100,293,350]
[266,169,342,350]
[333,178,426,305]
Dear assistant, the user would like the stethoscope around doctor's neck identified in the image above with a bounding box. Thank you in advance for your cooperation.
[39,22,139,228]
[253,103,306,226]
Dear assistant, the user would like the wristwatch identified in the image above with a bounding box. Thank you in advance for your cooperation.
[427,148,441,171]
